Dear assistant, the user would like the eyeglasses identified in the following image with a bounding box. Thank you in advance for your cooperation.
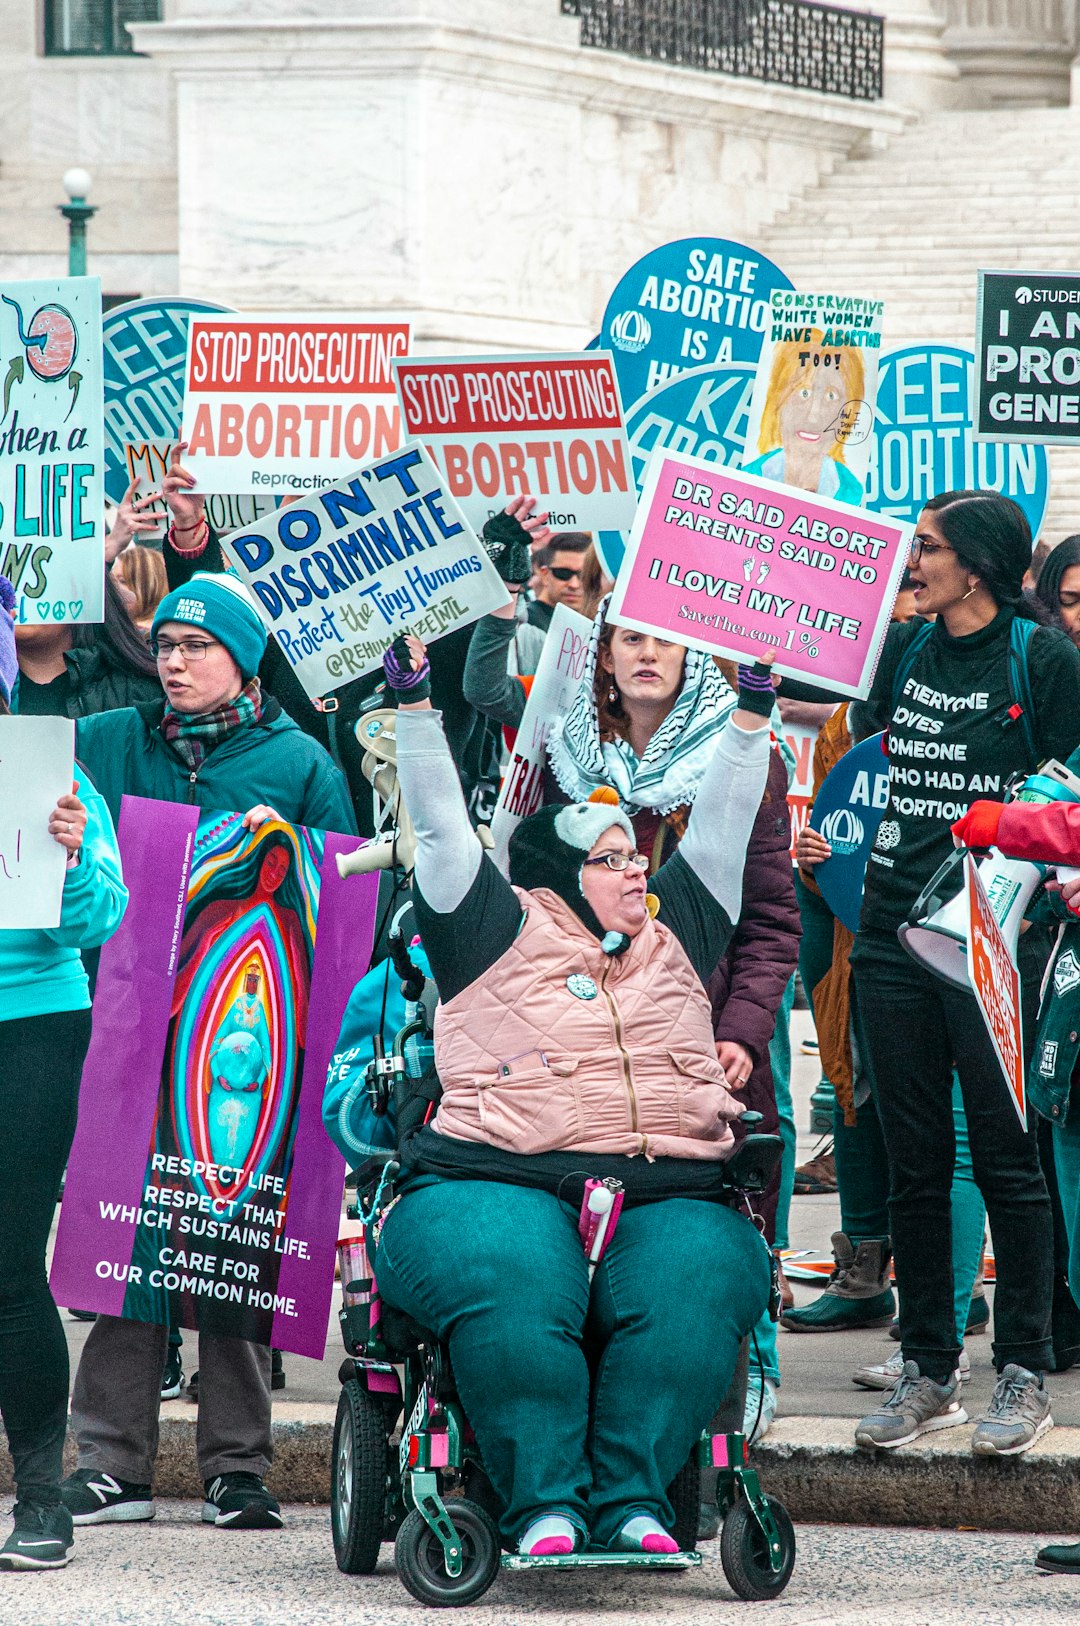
[548,566,582,582]
[151,636,218,662]
[908,537,955,566]
[582,852,651,873]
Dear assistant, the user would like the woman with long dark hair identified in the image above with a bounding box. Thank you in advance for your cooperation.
[0,576,128,1569]
[847,491,1080,1453]
[1034,533,1080,649]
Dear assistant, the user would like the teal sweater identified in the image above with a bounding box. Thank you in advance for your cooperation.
[0,767,129,1022]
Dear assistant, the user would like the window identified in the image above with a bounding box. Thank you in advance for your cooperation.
[44,0,162,56]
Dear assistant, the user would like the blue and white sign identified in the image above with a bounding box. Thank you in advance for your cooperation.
[809,730,890,933]
[865,344,1050,541]
[598,238,792,415]
[594,361,754,580]
[102,296,229,504]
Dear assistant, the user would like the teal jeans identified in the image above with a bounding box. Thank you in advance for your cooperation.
[374,1179,770,1546]
[751,974,796,1388]
[1053,1115,1080,1306]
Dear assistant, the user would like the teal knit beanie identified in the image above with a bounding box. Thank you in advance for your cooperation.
[152,572,267,681]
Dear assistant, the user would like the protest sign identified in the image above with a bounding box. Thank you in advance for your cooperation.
[598,238,792,409]
[393,352,635,534]
[743,290,884,501]
[180,315,410,494]
[865,344,1050,539]
[220,443,510,699]
[51,798,376,1358]
[0,714,74,930]
[103,296,229,505]
[782,721,817,864]
[809,731,889,932]
[490,602,591,867]
[0,276,104,624]
[975,271,1080,445]
[116,435,278,539]
[965,852,1026,1126]
[607,452,910,698]
[595,360,755,579]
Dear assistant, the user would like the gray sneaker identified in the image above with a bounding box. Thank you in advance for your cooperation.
[854,1360,967,1449]
[853,1347,971,1392]
[971,1364,1052,1456]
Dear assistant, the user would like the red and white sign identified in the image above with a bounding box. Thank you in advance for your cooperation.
[490,602,592,869]
[180,316,410,494]
[783,722,817,863]
[965,853,1026,1127]
[392,352,636,534]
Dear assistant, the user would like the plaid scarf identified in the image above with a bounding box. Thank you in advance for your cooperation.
[159,677,263,772]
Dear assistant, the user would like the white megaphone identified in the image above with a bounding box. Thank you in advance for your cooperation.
[898,758,1080,990]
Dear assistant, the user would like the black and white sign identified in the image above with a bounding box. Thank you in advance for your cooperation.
[975,270,1080,445]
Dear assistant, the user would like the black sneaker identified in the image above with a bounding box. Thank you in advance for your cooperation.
[271,1348,286,1391]
[161,1346,185,1400]
[202,1473,283,1530]
[61,1468,155,1525]
[0,1499,73,1569]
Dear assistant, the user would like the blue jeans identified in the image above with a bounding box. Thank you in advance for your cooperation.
[374,1179,770,1546]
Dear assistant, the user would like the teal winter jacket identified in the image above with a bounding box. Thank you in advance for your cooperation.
[76,694,358,835]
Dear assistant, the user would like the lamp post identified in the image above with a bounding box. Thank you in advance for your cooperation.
[59,167,96,277]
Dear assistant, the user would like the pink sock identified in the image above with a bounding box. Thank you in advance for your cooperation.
[519,1515,577,1556]
[615,1515,679,1554]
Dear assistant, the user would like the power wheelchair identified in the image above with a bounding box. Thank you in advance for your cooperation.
[329,931,797,1607]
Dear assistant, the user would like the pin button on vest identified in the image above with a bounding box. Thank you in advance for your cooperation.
[566,974,598,1000]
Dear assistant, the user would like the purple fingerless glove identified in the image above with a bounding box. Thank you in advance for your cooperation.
[736,661,776,717]
[383,635,432,701]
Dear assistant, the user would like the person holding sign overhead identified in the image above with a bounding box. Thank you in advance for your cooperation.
[0,575,129,1571]
[845,491,1080,1456]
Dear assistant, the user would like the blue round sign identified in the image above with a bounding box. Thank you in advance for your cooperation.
[865,344,1050,541]
[594,360,755,580]
[598,238,792,418]
[102,296,230,504]
[809,731,890,934]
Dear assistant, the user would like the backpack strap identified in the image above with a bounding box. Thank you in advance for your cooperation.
[1007,615,1038,767]
[889,620,936,714]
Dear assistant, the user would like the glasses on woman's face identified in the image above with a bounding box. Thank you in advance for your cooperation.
[908,536,955,566]
[582,851,651,873]
[151,636,218,662]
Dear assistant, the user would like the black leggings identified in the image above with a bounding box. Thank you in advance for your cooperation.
[0,1010,91,1497]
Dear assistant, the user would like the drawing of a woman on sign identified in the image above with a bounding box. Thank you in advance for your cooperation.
[743,334,871,503]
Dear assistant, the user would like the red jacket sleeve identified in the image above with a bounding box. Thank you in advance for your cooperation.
[995,801,1080,866]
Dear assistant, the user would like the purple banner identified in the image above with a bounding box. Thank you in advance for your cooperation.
[51,797,376,1359]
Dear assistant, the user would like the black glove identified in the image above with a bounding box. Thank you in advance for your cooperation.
[736,660,777,717]
[481,509,533,587]
[382,635,432,702]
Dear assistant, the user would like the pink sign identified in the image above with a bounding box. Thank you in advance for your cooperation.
[608,451,912,698]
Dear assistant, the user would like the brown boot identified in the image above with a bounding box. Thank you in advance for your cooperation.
[793,1147,837,1195]
[775,1253,795,1312]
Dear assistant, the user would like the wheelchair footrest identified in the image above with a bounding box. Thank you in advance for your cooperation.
[501,1551,701,1571]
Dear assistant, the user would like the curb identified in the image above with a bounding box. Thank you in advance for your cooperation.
[24,1411,1080,1531]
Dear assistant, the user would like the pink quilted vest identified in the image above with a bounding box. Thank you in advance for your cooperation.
[432,887,742,1161]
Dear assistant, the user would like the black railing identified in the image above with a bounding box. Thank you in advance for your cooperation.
[561,0,884,101]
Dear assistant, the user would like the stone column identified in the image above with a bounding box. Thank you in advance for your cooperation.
[938,0,1078,107]
[870,0,961,110]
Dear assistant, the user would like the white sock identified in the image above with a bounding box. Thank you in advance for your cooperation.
[518,1515,577,1555]
[613,1514,678,1552]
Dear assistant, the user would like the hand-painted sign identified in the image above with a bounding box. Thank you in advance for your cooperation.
[220,443,510,699]
[966,852,1026,1126]
[181,315,410,494]
[393,352,635,534]
[51,798,377,1358]
[608,451,911,697]
[0,276,104,623]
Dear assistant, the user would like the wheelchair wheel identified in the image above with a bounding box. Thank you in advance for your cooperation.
[331,1380,388,1574]
[395,1500,500,1607]
[667,1455,700,1552]
[719,1495,795,1600]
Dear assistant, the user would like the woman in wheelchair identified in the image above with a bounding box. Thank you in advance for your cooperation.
[371,633,777,1560]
